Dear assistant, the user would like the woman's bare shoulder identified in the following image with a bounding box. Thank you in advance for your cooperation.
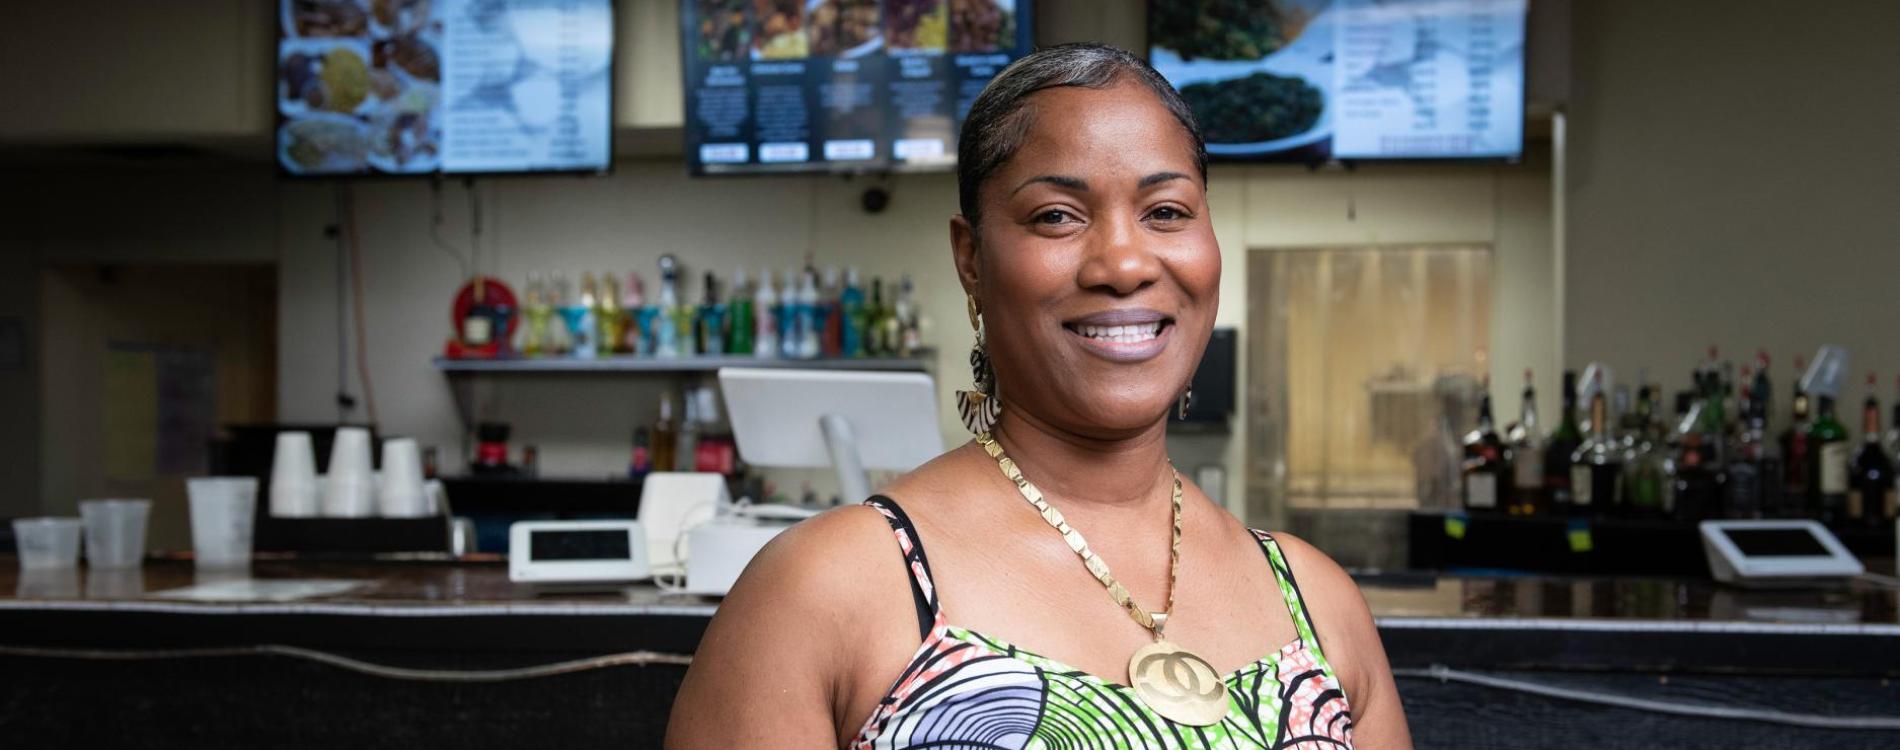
[1257,533,1383,684]
[875,440,991,510]
[666,504,915,747]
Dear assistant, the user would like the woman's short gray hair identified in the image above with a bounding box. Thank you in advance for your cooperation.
[956,42,1207,226]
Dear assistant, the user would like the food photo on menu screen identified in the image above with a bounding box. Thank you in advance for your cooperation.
[682,0,1034,175]
[1149,0,1526,163]
[277,0,614,177]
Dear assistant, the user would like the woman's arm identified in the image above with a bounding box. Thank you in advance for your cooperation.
[1271,533,1414,749]
[666,507,910,748]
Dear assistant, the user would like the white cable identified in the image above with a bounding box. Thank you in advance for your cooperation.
[1395,665,1900,731]
[0,643,690,683]
[653,498,724,594]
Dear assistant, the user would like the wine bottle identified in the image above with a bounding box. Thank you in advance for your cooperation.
[1461,380,1510,512]
[1623,385,1669,518]
[1779,355,1812,517]
[1543,370,1583,511]
[1505,368,1543,515]
[1810,393,1850,524]
[1848,374,1895,527]
[1570,382,1621,516]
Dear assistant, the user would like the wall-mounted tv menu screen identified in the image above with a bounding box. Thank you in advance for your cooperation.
[1150,0,1526,163]
[277,0,615,176]
[682,1,1035,175]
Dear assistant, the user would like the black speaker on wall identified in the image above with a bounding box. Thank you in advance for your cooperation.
[1172,328,1236,431]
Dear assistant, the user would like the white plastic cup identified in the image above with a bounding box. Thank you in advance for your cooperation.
[322,427,376,517]
[377,438,430,517]
[187,477,257,569]
[269,431,320,517]
[12,517,83,570]
[79,499,151,569]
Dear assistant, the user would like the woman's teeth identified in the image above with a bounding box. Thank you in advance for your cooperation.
[1075,322,1163,343]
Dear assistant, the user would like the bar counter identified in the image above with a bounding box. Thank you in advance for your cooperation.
[4,557,1898,748]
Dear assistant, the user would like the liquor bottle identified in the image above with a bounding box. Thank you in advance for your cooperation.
[1505,368,1543,515]
[897,274,922,356]
[754,267,779,360]
[1779,355,1811,516]
[675,269,699,356]
[697,271,726,356]
[651,393,678,472]
[629,426,652,479]
[727,267,754,355]
[1543,370,1583,511]
[676,394,701,470]
[1622,385,1669,517]
[519,272,553,357]
[654,255,682,358]
[879,276,905,357]
[1732,355,1786,520]
[866,277,890,356]
[1673,429,1720,522]
[692,386,736,476]
[568,272,600,358]
[598,272,624,356]
[778,267,799,359]
[1809,392,1850,524]
[1885,374,1900,462]
[624,273,648,355]
[840,267,866,358]
[1570,385,1621,516]
[820,266,842,358]
[1848,374,1895,526]
[1725,380,1779,520]
[461,277,500,348]
[796,269,822,360]
[1461,379,1511,512]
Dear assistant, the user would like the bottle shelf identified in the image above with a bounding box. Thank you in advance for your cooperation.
[432,351,934,374]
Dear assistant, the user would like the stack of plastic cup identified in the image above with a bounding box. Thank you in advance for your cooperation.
[12,518,82,570]
[79,499,150,569]
[322,427,376,517]
[377,438,431,517]
[269,431,320,517]
[187,477,257,569]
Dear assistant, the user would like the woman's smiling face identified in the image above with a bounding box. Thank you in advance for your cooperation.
[954,78,1221,437]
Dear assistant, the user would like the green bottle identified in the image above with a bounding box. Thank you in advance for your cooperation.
[727,267,754,355]
[1808,395,1850,523]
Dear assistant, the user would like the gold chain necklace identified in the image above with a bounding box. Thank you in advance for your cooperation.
[976,432,1231,726]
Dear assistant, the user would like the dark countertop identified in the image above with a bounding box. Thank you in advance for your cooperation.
[6,558,1899,749]
[4,557,1898,675]
[6,557,1893,624]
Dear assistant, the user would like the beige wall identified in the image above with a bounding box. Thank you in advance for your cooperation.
[1566,1,1900,406]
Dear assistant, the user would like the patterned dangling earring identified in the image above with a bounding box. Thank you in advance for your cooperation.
[1177,385,1194,420]
[956,294,1002,435]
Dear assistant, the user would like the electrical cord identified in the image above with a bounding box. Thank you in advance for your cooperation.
[341,183,379,425]
[429,178,471,277]
[0,643,690,683]
[1394,664,1900,731]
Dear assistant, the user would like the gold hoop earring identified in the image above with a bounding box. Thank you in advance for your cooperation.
[955,295,1001,435]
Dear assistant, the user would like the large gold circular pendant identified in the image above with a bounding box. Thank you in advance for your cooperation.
[1128,640,1231,727]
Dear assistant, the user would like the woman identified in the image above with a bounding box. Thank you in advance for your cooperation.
[669,43,1411,749]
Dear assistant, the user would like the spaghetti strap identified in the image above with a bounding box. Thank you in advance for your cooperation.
[862,496,940,639]
[1251,529,1326,655]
